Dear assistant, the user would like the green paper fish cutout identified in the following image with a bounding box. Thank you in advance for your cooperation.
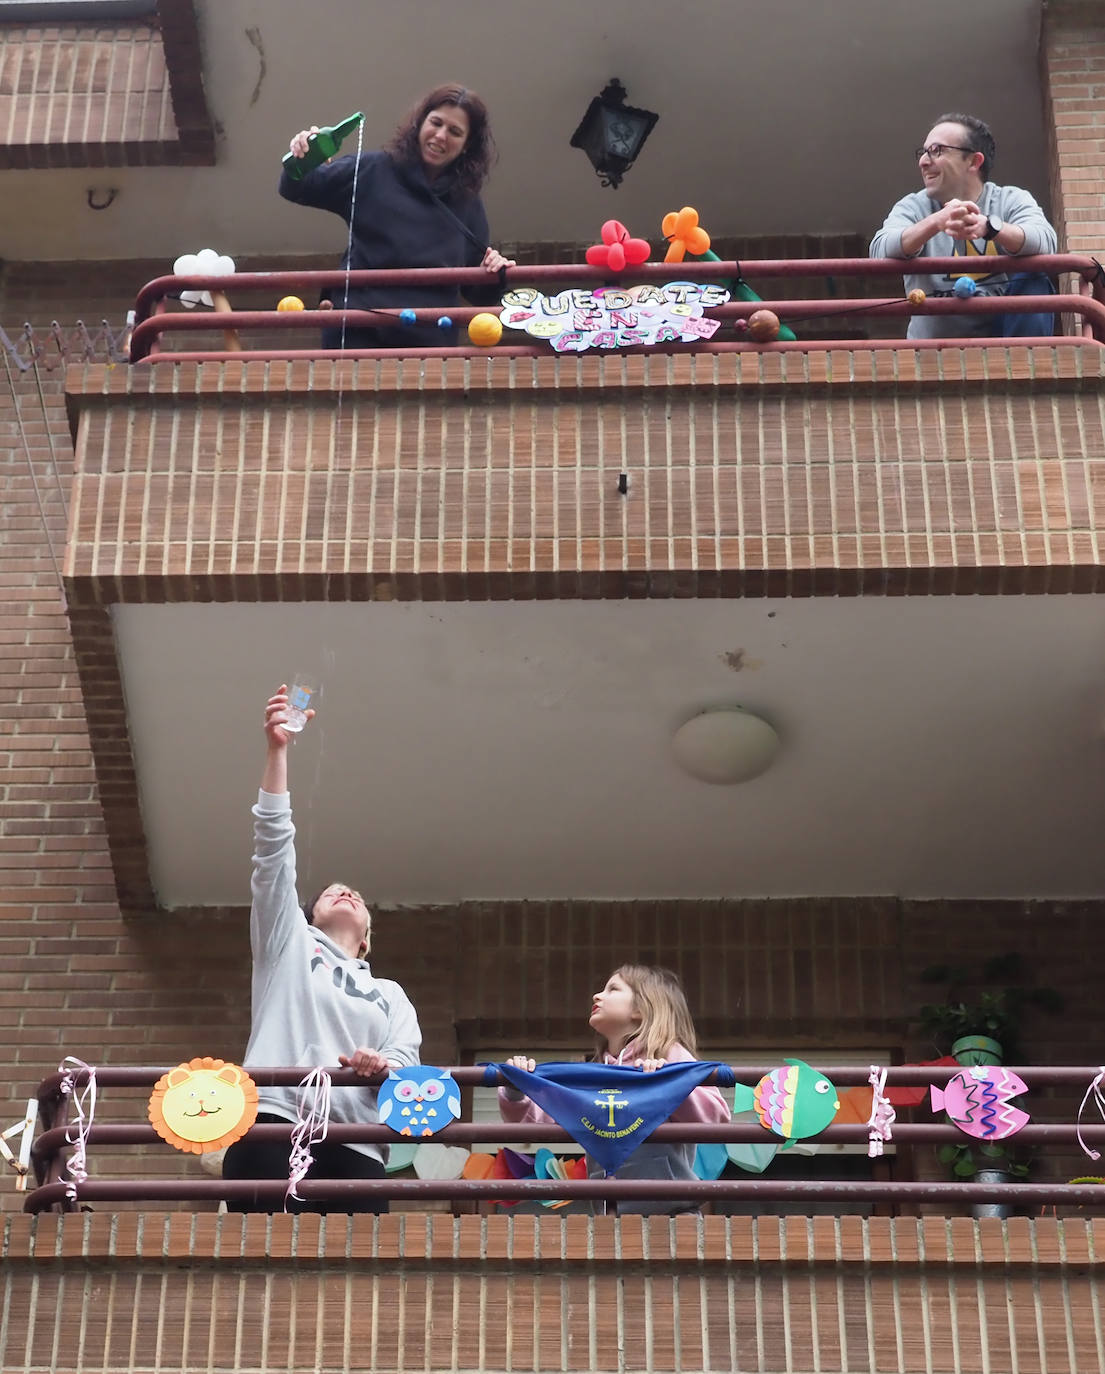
[733,1059,840,1147]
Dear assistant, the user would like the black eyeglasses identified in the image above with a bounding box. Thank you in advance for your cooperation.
[914,142,974,161]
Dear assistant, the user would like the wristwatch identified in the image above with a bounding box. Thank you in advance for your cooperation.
[983,215,1005,242]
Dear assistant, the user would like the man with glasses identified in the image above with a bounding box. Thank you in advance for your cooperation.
[870,113,1057,339]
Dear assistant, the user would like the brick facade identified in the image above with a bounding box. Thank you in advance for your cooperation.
[2,1212,1103,1374]
[4,264,1105,1175]
[3,15,1105,1348]
[1045,0,1105,255]
[0,1,213,168]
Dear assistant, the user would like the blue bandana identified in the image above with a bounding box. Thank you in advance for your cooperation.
[488,1060,735,1174]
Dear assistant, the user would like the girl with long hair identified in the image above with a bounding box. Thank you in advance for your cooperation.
[500,964,731,1214]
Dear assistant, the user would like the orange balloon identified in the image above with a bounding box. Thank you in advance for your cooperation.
[662,207,711,263]
[468,312,503,347]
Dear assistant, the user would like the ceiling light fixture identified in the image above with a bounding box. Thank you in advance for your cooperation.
[671,708,781,784]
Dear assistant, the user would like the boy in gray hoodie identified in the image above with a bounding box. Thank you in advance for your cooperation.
[221,685,421,1211]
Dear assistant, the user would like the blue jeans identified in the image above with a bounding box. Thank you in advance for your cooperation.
[999,272,1056,337]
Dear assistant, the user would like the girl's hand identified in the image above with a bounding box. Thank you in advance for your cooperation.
[339,1047,389,1078]
[289,126,321,159]
[264,685,312,748]
[505,1055,536,1072]
[635,1058,666,1073]
[481,247,516,274]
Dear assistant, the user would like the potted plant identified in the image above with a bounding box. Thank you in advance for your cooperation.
[917,952,1063,1065]
[937,1138,1031,1220]
[918,952,1062,1216]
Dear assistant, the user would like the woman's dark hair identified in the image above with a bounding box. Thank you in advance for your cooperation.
[934,112,995,180]
[385,83,496,196]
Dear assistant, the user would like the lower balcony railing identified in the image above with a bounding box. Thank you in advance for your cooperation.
[127,255,1105,363]
[21,1063,1105,1216]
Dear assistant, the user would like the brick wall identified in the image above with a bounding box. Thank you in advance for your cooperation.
[0,1,213,167]
[1045,0,1105,255]
[4,259,1105,1216]
[1,1211,1103,1374]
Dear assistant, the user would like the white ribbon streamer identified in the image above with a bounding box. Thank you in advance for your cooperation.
[866,1064,895,1159]
[58,1056,96,1201]
[286,1068,332,1208]
[1076,1067,1105,1161]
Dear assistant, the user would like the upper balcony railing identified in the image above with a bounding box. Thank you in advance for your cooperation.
[20,1062,1105,1215]
[128,255,1105,365]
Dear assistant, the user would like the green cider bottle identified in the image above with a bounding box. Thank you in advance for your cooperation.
[281,112,365,180]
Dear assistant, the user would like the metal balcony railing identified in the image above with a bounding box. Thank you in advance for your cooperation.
[21,1063,1105,1215]
[126,255,1105,364]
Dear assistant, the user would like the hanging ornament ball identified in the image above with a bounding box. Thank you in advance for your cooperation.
[953,277,978,299]
[907,288,927,306]
[277,295,305,312]
[468,312,503,348]
[399,309,418,326]
[437,315,453,331]
[746,309,781,343]
[733,318,749,335]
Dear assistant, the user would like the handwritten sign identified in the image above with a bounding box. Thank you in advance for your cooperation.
[499,281,729,352]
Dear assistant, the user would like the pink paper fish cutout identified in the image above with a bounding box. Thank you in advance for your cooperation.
[930,1066,1030,1140]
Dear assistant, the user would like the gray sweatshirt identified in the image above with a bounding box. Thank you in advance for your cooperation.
[245,789,421,1161]
[869,182,1058,338]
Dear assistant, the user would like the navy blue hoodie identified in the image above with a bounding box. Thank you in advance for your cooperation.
[279,148,494,345]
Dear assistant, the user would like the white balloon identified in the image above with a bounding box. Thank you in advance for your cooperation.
[174,249,234,307]
[195,248,235,276]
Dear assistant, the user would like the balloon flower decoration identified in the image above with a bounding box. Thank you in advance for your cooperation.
[662,207,711,263]
[173,249,236,309]
[585,220,650,273]
[659,205,799,344]
[172,249,240,350]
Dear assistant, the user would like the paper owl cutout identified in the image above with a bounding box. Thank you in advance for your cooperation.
[930,1066,1030,1141]
[733,1059,840,1146]
[148,1056,258,1154]
[378,1067,461,1137]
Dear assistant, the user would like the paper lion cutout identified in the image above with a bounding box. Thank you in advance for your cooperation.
[149,1056,259,1154]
